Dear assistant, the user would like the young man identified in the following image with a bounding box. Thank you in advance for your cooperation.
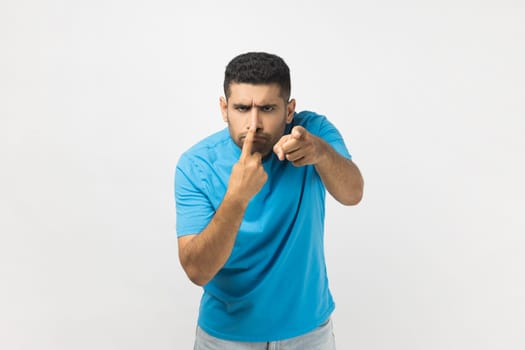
[175,52,364,349]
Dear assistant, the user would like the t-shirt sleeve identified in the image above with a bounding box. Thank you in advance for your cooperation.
[316,115,352,160]
[175,154,215,237]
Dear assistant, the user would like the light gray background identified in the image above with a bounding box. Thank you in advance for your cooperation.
[1,1,524,349]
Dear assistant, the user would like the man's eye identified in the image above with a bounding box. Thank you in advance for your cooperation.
[236,106,249,112]
[261,106,274,112]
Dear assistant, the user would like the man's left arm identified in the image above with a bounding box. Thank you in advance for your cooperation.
[273,125,364,205]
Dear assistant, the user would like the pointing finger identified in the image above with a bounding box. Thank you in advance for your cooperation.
[241,127,255,158]
[273,143,284,161]
[241,103,259,158]
[250,105,258,132]
[273,135,290,161]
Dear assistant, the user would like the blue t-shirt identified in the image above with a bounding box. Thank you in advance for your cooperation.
[175,111,351,342]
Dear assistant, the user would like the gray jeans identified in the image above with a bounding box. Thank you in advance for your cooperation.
[194,318,336,350]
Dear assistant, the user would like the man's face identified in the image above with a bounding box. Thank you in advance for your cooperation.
[220,83,296,157]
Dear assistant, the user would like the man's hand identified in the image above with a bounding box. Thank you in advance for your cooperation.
[226,111,268,203]
[273,126,326,166]
[274,125,363,205]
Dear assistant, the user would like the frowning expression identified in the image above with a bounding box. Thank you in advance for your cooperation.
[220,83,295,157]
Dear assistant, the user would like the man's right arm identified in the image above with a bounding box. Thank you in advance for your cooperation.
[177,192,249,286]
[178,117,267,286]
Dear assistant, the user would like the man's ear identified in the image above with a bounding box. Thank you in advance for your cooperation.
[286,98,296,124]
[219,96,228,123]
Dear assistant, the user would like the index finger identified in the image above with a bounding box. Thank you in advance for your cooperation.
[241,106,258,157]
[241,127,255,157]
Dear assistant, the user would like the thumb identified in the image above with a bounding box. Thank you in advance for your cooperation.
[292,126,306,140]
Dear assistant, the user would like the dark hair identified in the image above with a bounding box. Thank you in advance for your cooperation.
[223,52,291,101]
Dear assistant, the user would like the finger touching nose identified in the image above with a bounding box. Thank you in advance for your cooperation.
[249,104,259,132]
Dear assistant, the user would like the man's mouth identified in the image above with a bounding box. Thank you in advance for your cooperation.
[252,135,267,143]
[242,134,268,143]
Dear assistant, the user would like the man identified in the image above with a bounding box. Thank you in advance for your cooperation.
[175,52,364,349]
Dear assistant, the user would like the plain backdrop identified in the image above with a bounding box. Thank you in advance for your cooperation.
[1,1,524,349]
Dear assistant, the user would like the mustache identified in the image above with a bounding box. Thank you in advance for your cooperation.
[240,131,271,141]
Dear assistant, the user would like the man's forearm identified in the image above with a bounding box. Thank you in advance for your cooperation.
[179,193,248,286]
[179,123,268,286]
[314,139,364,206]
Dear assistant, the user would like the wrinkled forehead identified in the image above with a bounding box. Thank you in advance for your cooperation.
[226,83,285,105]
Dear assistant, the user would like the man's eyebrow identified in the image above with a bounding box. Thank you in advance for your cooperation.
[231,102,279,109]
[257,103,278,108]
[232,103,251,108]
[253,103,279,109]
